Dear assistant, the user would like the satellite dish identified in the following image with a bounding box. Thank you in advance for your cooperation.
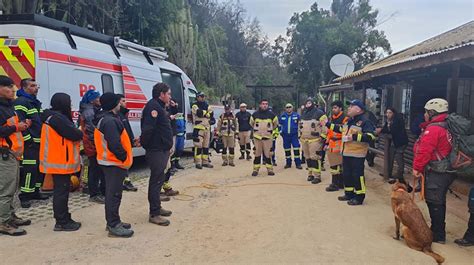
[329,54,355,77]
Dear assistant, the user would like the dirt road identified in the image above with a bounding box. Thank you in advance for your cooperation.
[1,147,473,264]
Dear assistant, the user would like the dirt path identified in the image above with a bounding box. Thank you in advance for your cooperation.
[1,144,473,264]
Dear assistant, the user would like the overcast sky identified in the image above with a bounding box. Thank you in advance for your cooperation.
[232,0,473,52]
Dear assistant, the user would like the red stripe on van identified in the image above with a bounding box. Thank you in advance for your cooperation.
[39,50,122,72]
[126,102,146,109]
[0,52,23,87]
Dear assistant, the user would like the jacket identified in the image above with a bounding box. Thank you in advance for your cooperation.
[236,111,252,132]
[300,106,327,141]
[381,114,409,148]
[118,107,135,145]
[0,98,24,159]
[79,102,101,157]
[413,113,452,172]
[13,89,42,145]
[167,104,179,136]
[279,112,300,136]
[140,98,173,151]
[192,101,213,130]
[250,109,278,140]
[176,114,186,137]
[217,112,237,137]
[327,112,348,153]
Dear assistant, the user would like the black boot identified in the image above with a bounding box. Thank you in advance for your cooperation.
[175,160,185,170]
[326,175,340,192]
[239,152,245,160]
[455,213,474,246]
[428,203,447,244]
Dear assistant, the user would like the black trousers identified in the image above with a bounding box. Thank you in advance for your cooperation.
[19,144,44,198]
[53,174,71,224]
[146,150,170,217]
[101,166,126,227]
[88,156,106,197]
[342,156,366,202]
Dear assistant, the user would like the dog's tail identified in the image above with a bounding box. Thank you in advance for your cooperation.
[422,246,445,264]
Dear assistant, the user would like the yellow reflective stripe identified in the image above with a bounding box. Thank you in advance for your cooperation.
[357,134,362,142]
[367,133,376,140]
[23,134,31,141]
[355,176,367,195]
[330,124,335,130]
[0,39,32,79]
[253,164,261,169]
[14,105,28,113]
[265,164,273,168]
[162,181,172,190]
[22,159,36,165]
[344,187,354,191]
[33,138,41,143]
[27,108,39,115]
[18,39,35,67]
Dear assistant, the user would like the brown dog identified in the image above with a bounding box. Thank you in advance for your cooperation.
[391,181,445,264]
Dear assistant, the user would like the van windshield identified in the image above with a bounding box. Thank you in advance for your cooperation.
[161,70,184,113]
[0,38,36,88]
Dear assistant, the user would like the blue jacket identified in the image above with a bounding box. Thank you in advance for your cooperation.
[176,115,186,137]
[279,112,300,136]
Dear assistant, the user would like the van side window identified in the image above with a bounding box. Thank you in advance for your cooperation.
[161,71,184,113]
[101,74,114,93]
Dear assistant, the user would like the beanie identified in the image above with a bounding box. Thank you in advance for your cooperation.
[100,92,120,111]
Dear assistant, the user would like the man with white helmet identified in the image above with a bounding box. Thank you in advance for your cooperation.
[413,98,454,244]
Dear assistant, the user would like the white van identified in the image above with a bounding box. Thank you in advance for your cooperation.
[0,14,199,156]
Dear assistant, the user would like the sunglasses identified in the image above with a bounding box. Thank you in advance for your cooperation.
[286,106,292,109]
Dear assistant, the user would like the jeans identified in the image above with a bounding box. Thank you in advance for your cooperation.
[387,145,406,180]
[146,150,170,216]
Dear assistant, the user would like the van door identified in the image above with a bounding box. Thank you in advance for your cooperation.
[0,37,36,88]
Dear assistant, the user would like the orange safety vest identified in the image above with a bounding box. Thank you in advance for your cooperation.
[0,114,24,160]
[94,118,133,169]
[39,117,81,174]
[327,113,348,153]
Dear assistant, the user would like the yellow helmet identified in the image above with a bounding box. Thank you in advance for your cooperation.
[424,98,448,113]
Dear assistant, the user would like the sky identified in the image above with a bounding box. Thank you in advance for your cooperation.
[232,0,474,53]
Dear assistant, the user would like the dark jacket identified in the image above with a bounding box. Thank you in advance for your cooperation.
[140,98,173,151]
[381,114,409,147]
[236,111,252,132]
[119,107,134,145]
[41,109,83,142]
[301,105,325,121]
[95,111,128,162]
[167,104,179,136]
[13,90,42,145]
[79,102,101,157]
[0,98,18,141]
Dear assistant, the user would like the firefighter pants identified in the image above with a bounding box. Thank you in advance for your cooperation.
[0,154,19,223]
[87,156,106,198]
[282,134,301,166]
[222,135,235,163]
[327,152,343,188]
[238,131,252,156]
[101,166,126,227]
[52,174,72,225]
[193,129,210,165]
[19,144,44,198]
[301,139,323,177]
[253,139,273,172]
[171,135,185,165]
[146,150,170,217]
[342,156,366,202]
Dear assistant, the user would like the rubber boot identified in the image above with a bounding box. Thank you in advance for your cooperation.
[428,203,447,243]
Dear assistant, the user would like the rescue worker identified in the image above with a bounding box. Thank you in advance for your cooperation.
[235,103,252,160]
[94,93,134,238]
[79,90,105,204]
[250,99,278,176]
[455,187,474,246]
[217,105,237,167]
[169,99,185,172]
[299,98,328,184]
[326,99,376,205]
[191,92,214,169]
[0,75,30,236]
[325,101,348,192]
[279,103,302,169]
[161,99,180,197]
[14,78,49,208]
[40,93,83,231]
[117,94,138,192]
[140,83,174,226]
[413,98,455,243]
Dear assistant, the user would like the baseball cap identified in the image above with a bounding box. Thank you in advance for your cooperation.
[0,75,14,87]
[240,103,247,108]
[346,99,366,110]
[224,105,231,110]
[197,92,205,97]
[285,103,293,108]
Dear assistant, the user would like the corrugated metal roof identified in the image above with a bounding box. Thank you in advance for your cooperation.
[335,20,474,82]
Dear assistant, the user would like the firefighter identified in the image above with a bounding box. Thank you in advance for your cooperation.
[250,99,278,176]
[0,75,30,236]
[14,78,49,208]
[325,100,348,192]
[326,99,376,206]
[117,94,138,192]
[299,98,328,184]
[94,93,134,238]
[191,92,214,169]
[79,89,105,204]
[140,83,174,226]
[236,103,252,160]
[279,103,302,169]
[217,105,237,167]
[39,93,83,231]
[413,98,455,243]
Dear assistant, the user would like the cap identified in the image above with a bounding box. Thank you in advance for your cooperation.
[346,99,365,110]
[100,92,121,111]
[285,103,293,108]
[197,92,205,97]
[224,104,231,110]
[0,75,14,87]
[239,103,247,108]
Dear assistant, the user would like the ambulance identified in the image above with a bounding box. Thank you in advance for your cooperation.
[0,14,199,156]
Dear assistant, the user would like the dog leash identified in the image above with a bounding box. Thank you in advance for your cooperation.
[412,174,425,201]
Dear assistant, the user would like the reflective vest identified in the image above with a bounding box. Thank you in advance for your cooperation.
[327,114,349,153]
[39,118,81,174]
[94,119,133,169]
[0,115,24,160]
[218,114,236,137]
[341,124,369,158]
[192,104,212,130]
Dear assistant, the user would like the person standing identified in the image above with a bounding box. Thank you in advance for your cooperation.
[140,83,174,226]
[326,99,376,206]
[79,90,105,204]
[117,94,138,192]
[300,98,328,184]
[14,78,49,208]
[455,187,474,247]
[250,99,278,177]
[94,93,134,238]
[325,101,348,192]
[40,93,83,231]
[0,75,30,236]
[376,107,409,184]
[217,105,237,167]
[279,103,302,169]
[162,99,180,197]
[413,98,454,243]
[169,99,185,172]
[191,92,214,169]
[235,103,252,160]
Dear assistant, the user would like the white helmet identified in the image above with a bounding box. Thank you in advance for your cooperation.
[424,98,448,113]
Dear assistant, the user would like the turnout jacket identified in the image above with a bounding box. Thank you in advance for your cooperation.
[13,90,42,145]
[217,112,237,137]
[250,109,278,140]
